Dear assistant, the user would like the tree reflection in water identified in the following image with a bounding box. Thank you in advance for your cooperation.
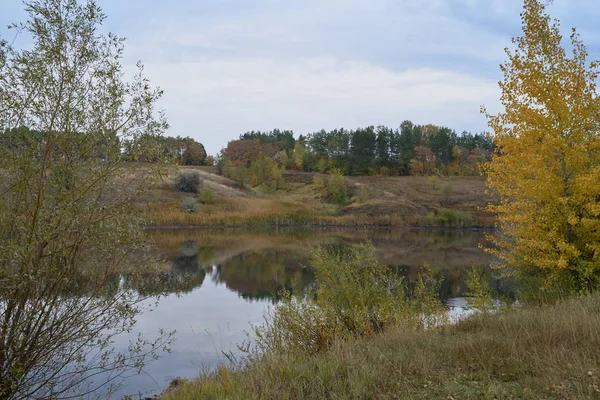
[138,229,516,302]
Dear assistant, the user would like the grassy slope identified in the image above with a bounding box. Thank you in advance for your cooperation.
[145,167,495,228]
[164,293,600,399]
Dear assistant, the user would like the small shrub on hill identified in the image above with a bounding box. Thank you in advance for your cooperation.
[329,168,348,205]
[175,171,202,193]
[199,184,216,205]
[181,197,198,213]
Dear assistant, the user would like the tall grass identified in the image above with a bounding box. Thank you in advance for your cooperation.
[247,243,444,358]
[146,198,405,227]
[164,292,600,399]
[406,207,477,228]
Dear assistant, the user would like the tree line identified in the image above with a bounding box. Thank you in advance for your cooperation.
[219,122,493,177]
[1,126,209,165]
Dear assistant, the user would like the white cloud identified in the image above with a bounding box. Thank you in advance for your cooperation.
[141,57,500,154]
[109,0,600,154]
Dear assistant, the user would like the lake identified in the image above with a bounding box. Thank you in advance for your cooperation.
[106,227,505,399]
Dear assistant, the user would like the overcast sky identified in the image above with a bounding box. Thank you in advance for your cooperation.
[2,0,600,155]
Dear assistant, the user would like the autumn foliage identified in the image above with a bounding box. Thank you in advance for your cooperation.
[483,0,600,291]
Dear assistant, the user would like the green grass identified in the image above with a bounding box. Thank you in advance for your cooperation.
[163,293,600,399]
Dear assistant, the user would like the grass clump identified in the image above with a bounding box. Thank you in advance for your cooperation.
[180,197,198,213]
[199,184,216,204]
[175,171,202,193]
[409,208,475,228]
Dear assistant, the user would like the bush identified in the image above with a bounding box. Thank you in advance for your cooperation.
[199,184,216,205]
[251,242,444,356]
[357,185,370,203]
[441,183,453,204]
[328,168,348,205]
[312,175,326,193]
[427,175,441,189]
[181,197,198,213]
[427,208,475,227]
[175,171,202,193]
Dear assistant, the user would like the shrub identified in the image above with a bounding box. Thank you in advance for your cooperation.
[175,171,202,193]
[328,168,348,205]
[427,175,441,189]
[312,175,326,193]
[357,185,370,203]
[432,208,474,227]
[181,197,198,213]
[199,184,216,205]
[251,242,443,356]
[465,267,495,313]
[441,183,453,204]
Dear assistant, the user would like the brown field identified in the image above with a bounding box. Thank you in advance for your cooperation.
[140,167,495,228]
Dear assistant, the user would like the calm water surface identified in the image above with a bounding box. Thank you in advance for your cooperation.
[106,228,506,399]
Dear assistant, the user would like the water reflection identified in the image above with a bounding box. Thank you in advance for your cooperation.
[139,227,508,302]
[210,249,314,302]
[110,228,509,399]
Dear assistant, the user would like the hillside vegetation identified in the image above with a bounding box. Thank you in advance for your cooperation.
[144,166,494,228]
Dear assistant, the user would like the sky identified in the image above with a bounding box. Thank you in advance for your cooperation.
[1,0,600,155]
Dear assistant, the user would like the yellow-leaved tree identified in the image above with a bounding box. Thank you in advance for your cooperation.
[483,0,600,292]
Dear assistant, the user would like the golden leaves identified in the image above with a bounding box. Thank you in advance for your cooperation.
[483,0,600,279]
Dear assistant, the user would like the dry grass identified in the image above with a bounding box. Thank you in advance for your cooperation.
[163,293,600,399]
[130,167,495,228]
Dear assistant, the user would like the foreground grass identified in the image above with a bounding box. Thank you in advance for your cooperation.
[164,294,600,399]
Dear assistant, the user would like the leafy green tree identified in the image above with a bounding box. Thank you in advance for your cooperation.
[0,1,172,398]
[398,120,415,175]
[427,126,456,168]
[328,168,348,205]
[349,126,376,175]
[375,125,392,169]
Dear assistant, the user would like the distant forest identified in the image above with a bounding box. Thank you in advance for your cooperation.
[221,121,493,177]
[1,126,208,166]
[2,121,492,177]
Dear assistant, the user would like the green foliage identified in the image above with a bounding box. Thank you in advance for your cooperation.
[226,122,492,176]
[416,208,475,228]
[251,242,443,357]
[316,158,328,173]
[328,168,348,205]
[311,243,408,336]
[427,175,441,189]
[221,157,285,191]
[465,268,495,313]
[252,295,337,356]
[0,1,173,397]
[122,135,206,164]
[199,184,216,205]
[311,175,326,194]
[223,160,250,187]
[181,197,199,213]
[175,171,202,193]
